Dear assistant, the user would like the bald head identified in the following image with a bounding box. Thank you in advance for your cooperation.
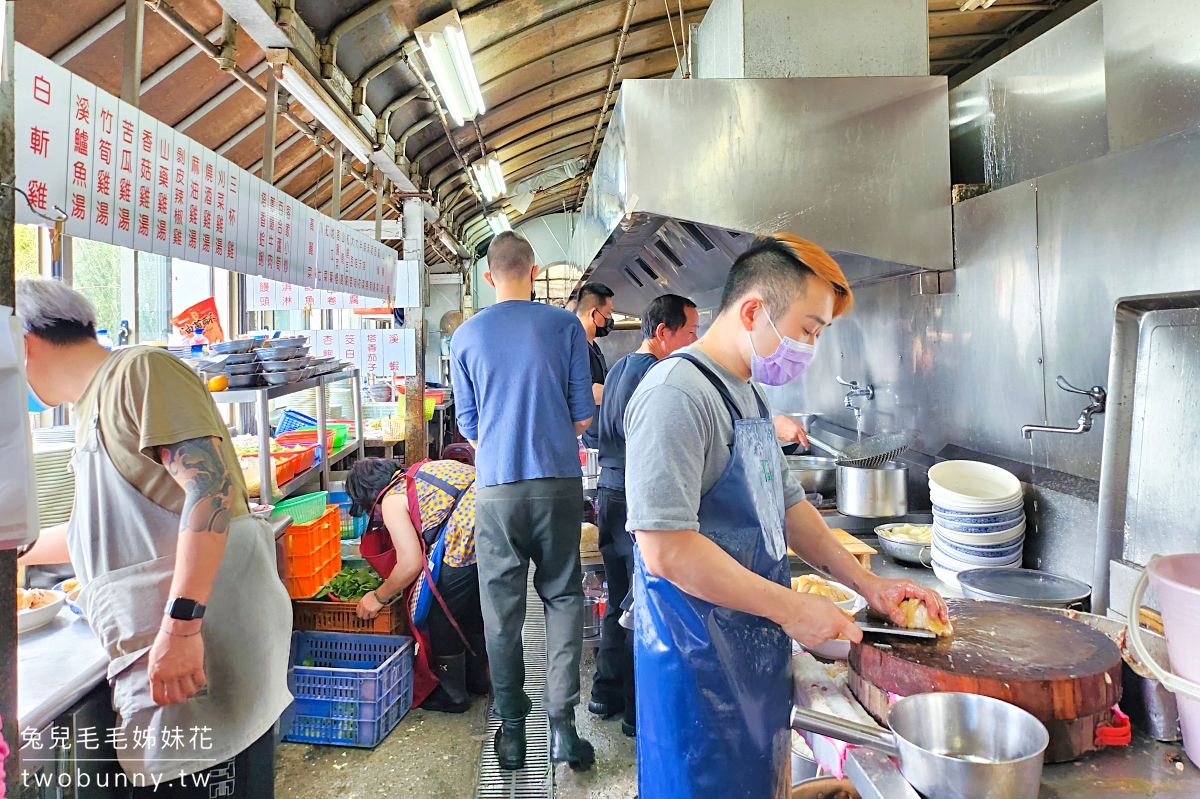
[487,232,536,280]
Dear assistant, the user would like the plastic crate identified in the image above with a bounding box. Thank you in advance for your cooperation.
[283,444,317,474]
[275,491,330,524]
[281,507,341,599]
[329,491,368,539]
[292,599,408,635]
[276,408,318,434]
[285,632,415,748]
[293,424,348,449]
[272,452,299,486]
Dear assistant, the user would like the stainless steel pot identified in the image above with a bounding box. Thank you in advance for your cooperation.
[786,455,837,496]
[791,692,1048,799]
[835,462,907,518]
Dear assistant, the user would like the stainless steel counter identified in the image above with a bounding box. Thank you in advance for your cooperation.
[819,537,1200,797]
[17,608,107,732]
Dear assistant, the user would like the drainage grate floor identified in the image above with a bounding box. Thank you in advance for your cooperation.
[475,572,553,799]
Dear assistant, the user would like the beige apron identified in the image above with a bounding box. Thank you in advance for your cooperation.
[67,360,292,783]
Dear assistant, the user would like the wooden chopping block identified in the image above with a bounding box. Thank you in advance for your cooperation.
[790,530,876,571]
[848,598,1123,762]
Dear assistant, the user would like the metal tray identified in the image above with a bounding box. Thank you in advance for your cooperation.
[957,567,1091,608]
[210,339,256,354]
[261,357,310,372]
[255,345,308,361]
[222,352,258,365]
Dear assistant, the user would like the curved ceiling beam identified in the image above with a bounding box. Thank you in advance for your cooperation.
[448,143,593,220]
[406,14,700,173]
[448,136,600,223]
[327,0,396,68]
[461,0,603,52]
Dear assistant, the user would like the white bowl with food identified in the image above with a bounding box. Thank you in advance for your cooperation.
[17,588,67,633]
[792,574,863,612]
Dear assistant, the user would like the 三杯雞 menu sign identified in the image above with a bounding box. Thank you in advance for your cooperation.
[14,43,395,300]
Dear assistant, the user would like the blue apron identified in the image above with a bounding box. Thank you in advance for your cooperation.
[634,353,792,799]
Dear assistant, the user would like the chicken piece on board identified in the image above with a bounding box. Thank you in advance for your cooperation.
[899,597,953,637]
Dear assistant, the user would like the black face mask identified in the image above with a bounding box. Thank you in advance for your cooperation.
[594,312,615,338]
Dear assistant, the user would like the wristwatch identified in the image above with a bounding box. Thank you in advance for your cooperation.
[165,597,207,621]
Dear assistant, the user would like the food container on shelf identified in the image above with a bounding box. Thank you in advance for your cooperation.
[224,361,261,376]
[836,462,907,518]
[256,345,309,361]
[264,370,307,386]
[211,339,257,354]
[226,373,263,388]
[261,357,309,372]
[222,351,258,365]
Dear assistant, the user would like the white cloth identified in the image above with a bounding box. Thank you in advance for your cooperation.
[66,362,292,783]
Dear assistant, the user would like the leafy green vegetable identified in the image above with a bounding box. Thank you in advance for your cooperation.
[314,566,384,601]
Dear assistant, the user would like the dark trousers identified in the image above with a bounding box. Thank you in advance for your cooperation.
[427,561,489,690]
[590,486,635,721]
[132,729,274,798]
[475,477,585,720]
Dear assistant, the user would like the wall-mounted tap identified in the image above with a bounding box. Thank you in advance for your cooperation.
[1021,376,1107,439]
[836,376,874,429]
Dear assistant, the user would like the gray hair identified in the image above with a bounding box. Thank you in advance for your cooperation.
[17,278,97,337]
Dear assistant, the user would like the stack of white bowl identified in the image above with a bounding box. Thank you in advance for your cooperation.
[34,442,76,526]
[928,460,1025,589]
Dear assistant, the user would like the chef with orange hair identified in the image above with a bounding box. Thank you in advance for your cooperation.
[623,234,947,798]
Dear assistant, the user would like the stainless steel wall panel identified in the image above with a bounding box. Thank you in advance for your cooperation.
[1103,0,1200,152]
[949,4,1108,189]
[763,181,1045,469]
[692,0,744,79]
[1034,128,1200,480]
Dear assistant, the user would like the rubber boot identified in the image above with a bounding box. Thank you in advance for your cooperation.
[494,718,526,771]
[420,654,471,714]
[549,713,596,772]
[621,700,636,738]
[465,648,491,697]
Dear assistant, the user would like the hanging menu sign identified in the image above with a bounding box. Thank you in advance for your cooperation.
[13,43,396,300]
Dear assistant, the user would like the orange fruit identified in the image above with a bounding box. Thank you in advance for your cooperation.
[207,375,229,392]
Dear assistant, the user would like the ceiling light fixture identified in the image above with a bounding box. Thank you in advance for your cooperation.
[273,62,374,164]
[486,211,512,235]
[957,0,999,10]
[415,10,486,127]
[472,155,507,201]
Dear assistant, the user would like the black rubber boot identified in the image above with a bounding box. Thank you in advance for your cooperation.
[465,649,491,697]
[587,698,623,719]
[421,654,471,714]
[494,718,527,771]
[549,714,596,772]
[621,701,636,738]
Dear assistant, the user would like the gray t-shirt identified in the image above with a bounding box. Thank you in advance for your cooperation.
[624,347,805,532]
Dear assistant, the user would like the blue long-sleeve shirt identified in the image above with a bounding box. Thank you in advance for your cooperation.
[450,300,595,488]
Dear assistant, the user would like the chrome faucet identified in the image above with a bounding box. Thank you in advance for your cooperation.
[836,376,874,429]
[1021,376,1107,439]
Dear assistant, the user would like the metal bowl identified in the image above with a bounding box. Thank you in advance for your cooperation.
[957,567,1091,609]
[224,361,261,375]
[875,525,933,568]
[255,345,308,361]
[226,374,263,388]
[786,455,837,495]
[263,370,306,386]
[265,335,308,348]
[210,339,256,354]
[222,351,258,365]
[261,357,310,372]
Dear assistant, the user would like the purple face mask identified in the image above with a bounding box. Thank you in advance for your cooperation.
[747,309,817,386]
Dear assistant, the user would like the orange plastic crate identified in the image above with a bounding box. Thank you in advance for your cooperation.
[292,600,409,635]
[282,507,342,599]
[273,452,299,485]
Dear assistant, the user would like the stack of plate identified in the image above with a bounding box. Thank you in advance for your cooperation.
[928,460,1025,589]
[34,442,75,526]
[32,425,75,446]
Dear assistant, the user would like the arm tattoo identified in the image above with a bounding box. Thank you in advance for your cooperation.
[159,436,235,536]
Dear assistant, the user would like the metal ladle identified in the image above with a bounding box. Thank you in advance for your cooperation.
[790,692,1048,799]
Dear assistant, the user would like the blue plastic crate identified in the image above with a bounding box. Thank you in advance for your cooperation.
[277,408,319,434]
[329,491,368,539]
[284,632,414,748]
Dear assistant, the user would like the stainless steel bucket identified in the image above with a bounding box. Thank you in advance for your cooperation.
[786,455,837,496]
[792,692,1048,799]
[835,462,907,518]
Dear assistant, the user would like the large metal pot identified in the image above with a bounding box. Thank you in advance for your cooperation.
[835,462,907,518]
[786,455,837,496]
[791,692,1048,799]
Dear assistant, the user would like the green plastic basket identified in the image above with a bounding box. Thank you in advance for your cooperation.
[293,424,349,449]
[274,491,330,524]
[424,397,435,421]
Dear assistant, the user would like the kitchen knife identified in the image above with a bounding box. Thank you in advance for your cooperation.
[852,608,938,640]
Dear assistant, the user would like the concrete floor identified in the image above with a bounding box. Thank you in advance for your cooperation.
[275,649,638,798]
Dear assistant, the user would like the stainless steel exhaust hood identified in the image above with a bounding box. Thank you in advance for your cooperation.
[570,77,953,315]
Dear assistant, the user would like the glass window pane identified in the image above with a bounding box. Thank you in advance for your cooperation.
[72,238,130,337]
[137,253,172,343]
[15,224,39,278]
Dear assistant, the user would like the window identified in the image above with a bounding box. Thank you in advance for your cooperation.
[533,262,582,307]
[72,238,132,338]
[137,253,172,343]
[15,224,39,278]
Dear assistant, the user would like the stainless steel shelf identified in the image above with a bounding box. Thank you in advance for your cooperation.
[211,370,356,404]
[328,438,361,467]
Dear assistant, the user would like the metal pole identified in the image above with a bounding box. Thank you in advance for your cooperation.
[352,369,364,460]
[317,378,329,488]
[120,0,144,105]
[402,198,427,464]
[374,178,386,241]
[331,140,343,220]
[262,69,278,185]
[258,391,271,503]
[2,2,20,793]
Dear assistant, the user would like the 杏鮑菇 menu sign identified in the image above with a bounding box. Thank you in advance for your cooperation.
[13,43,395,301]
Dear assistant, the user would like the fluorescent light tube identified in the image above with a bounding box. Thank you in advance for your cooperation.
[472,154,506,201]
[416,11,486,128]
[277,63,372,163]
[486,212,511,235]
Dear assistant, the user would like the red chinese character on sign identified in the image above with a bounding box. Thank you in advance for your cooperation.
[96,171,111,195]
[228,207,236,226]
[203,210,212,229]
[158,166,168,188]
[156,219,167,241]
[188,230,197,248]
[118,178,131,203]
[32,76,51,104]
[215,215,224,234]
[95,200,109,226]
[174,188,184,206]
[190,182,199,201]
[205,163,213,181]
[98,139,112,165]
[216,192,225,210]
[141,130,152,153]
[156,194,167,214]
[121,120,134,145]
[117,207,131,231]
[139,158,151,181]
[176,147,185,165]
[74,95,90,122]
[137,214,150,236]
[216,236,223,253]
[70,194,86,220]
[204,186,212,205]
[159,138,170,160]
[120,149,132,172]
[227,240,235,258]
[30,127,49,157]
[99,109,113,134]
[188,206,198,225]
[258,295,270,307]
[173,229,183,246]
[138,185,150,209]
[202,233,211,253]
[71,161,87,186]
[191,156,200,175]
[72,128,88,156]
[173,208,183,225]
